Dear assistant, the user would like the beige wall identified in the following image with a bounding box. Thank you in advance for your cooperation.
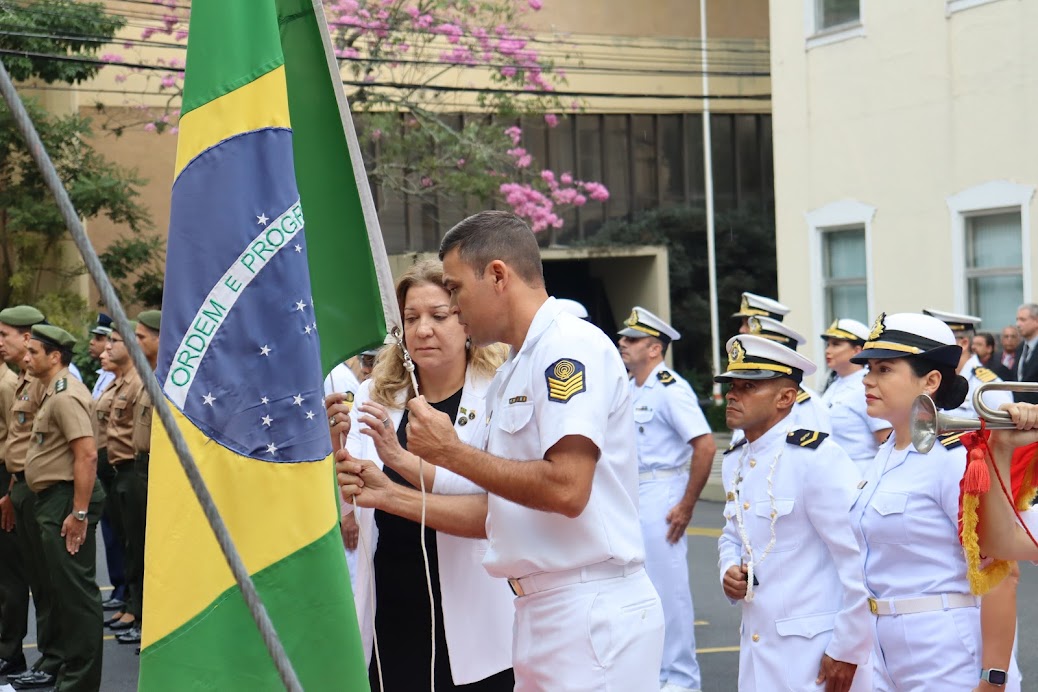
[770,0,1038,380]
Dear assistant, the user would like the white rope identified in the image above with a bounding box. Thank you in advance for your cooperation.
[732,428,787,602]
[398,332,436,692]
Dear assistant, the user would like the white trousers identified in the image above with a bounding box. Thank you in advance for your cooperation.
[512,567,665,691]
[639,474,701,690]
[874,607,980,690]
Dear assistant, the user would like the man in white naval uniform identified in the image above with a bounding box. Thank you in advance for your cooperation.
[733,292,790,334]
[717,335,872,692]
[402,211,665,691]
[923,309,1013,418]
[618,306,715,692]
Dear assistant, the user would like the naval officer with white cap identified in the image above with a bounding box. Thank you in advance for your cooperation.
[818,319,892,472]
[618,307,715,692]
[923,309,1013,419]
[717,334,872,692]
[733,292,790,334]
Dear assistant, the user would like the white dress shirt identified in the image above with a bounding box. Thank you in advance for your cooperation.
[820,369,890,467]
[631,361,711,472]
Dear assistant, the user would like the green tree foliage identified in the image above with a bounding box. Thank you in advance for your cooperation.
[583,205,778,393]
[0,0,162,330]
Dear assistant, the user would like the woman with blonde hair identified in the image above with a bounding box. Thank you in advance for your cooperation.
[325,259,514,691]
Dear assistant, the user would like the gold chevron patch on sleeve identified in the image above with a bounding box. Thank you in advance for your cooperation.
[545,358,587,403]
[795,388,811,404]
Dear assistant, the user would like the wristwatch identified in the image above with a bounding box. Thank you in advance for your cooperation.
[73,510,88,522]
[981,668,1008,686]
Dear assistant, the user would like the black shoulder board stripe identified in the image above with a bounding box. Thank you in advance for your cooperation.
[973,366,998,383]
[795,387,811,404]
[939,432,965,449]
[657,370,676,386]
[723,438,748,455]
[786,429,828,449]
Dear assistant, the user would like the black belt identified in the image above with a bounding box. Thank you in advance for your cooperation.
[13,471,25,482]
[135,452,150,465]
[35,480,72,499]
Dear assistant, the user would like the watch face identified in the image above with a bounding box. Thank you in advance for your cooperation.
[986,670,1008,685]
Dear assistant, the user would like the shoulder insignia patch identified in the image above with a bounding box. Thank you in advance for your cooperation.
[657,370,676,386]
[55,378,66,393]
[723,437,748,455]
[795,387,811,404]
[545,359,586,403]
[786,429,829,449]
[973,367,998,383]
[939,432,965,449]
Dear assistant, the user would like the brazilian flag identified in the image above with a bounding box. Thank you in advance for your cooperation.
[141,0,397,688]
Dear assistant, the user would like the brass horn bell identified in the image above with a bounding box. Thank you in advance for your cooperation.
[911,381,1038,453]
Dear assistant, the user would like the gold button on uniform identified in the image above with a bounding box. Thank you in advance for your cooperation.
[749,459,757,468]
[752,634,760,642]
[743,501,751,510]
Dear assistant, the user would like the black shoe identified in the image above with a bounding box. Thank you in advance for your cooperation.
[9,669,56,689]
[101,597,126,611]
[0,655,27,677]
[108,618,136,631]
[103,613,126,627]
[116,626,142,644]
[135,647,140,656]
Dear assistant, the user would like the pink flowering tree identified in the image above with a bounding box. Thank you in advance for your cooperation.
[102,0,608,233]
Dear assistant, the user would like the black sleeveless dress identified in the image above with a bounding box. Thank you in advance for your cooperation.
[368,387,514,691]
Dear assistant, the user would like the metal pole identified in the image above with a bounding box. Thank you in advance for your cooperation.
[701,0,723,404]
[0,60,304,692]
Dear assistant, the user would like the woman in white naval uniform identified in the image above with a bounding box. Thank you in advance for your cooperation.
[850,312,1013,691]
[818,319,891,474]
[326,260,515,691]
[717,335,873,692]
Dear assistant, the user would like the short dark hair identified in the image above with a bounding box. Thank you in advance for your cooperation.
[38,340,73,366]
[438,211,544,287]
[975,332,995,350]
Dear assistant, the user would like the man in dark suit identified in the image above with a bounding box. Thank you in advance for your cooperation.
[972,331,1013,380]
[1013,303,1038,403]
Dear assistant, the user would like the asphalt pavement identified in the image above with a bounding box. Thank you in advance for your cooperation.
[10,497,1038,691]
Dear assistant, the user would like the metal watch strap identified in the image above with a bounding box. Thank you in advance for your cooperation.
[73,509,88,521]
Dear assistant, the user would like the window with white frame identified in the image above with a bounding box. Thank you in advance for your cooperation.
[822,227,868,325]
[816,0,860,31]
[965,211,1023,332]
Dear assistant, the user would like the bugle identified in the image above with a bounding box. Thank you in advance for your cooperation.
[910,381,1038,453]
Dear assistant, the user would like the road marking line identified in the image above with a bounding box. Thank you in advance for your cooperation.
[696,645,740,653]
[686,526,722,537]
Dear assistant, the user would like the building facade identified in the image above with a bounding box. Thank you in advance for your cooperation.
[771,0,1038,382]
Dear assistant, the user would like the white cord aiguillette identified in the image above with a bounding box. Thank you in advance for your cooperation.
[731,430,787,602]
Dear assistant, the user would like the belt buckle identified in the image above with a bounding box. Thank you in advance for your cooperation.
[508,578,525,597]
[868,597,878,615]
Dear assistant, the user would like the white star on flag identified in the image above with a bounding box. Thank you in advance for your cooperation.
[305,410,315,420]
[202,392,216,406]
[256,213,269,225]
[260,345,271,356]
[261,415,273,427]
[310,322,317,332]
[260,396,270,405]
[294,244,302,253]
[295,300,306,311]
[292,394,304,406]
[304,324,312,335]
[266,443,278,454]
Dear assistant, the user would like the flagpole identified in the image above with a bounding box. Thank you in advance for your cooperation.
[0,60,305,692]
[701,0,722,405]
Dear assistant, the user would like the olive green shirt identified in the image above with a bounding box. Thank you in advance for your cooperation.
[132,386,153,455]
[5,371,43,474]
[105,368,143,465]
[25,368,94,493]
[0,363,18,465]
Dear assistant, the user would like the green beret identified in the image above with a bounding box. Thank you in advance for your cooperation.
[0,305,45,327]
[137,310,161,331]
[31,324,76,349]
[110,320,136,336]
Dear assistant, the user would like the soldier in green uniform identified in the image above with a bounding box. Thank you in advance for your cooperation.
[0,306,62,689]
[115,310,160,648]
[0,347,27,678]
[23,325,104,692]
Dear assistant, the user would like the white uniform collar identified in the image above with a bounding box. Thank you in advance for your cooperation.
[512,296,562,359]
[637,360,668,389]
[744,413,793,457]
[958,353,981,377]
